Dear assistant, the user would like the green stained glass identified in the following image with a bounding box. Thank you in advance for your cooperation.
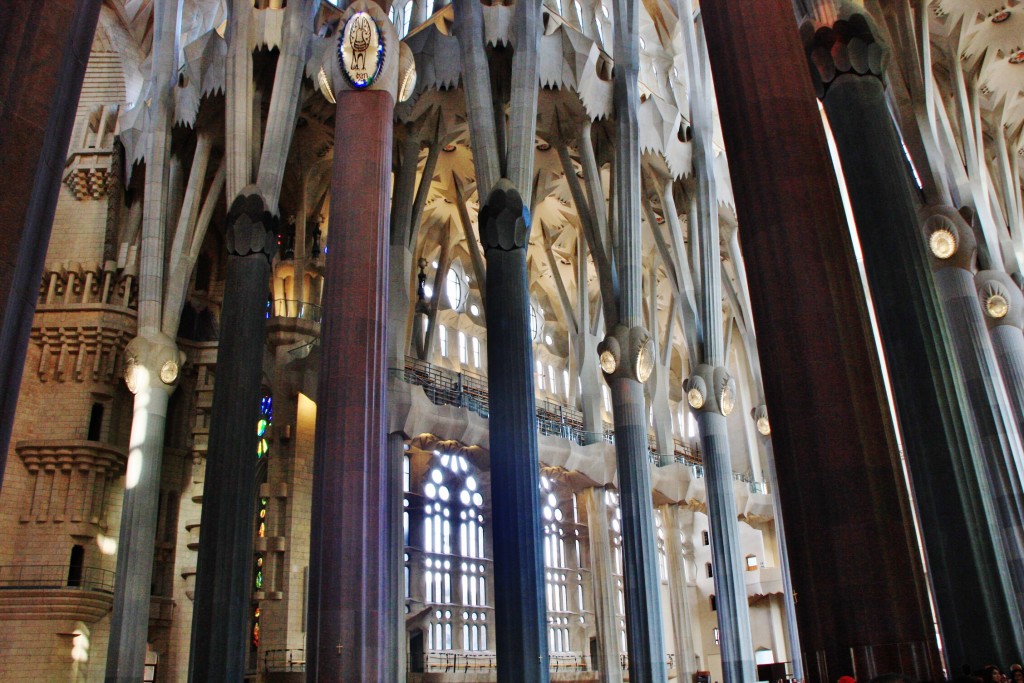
[257,418,269,437]
[257,439,269,458]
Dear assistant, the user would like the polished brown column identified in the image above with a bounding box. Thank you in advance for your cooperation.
[0,0,100,472]
[699,2,940,681]
[306,85,394,682]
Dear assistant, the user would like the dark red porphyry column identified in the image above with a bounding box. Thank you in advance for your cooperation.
[0,0,100,474]
[698,2,941,682]
[306,5,397,680]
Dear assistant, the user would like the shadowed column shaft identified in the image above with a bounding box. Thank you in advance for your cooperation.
[306,88,394,682]
[823,73,1022,669]
[106,388,169,683]
[484,244,549,683]
[698,412,755,683]
[992,325,1024,442]
[189,252,272,682]
[698,2,940,681]
[0,0,100,473]
[607,376,667,682]
[583,488,624,683]
[933,267,1024,615]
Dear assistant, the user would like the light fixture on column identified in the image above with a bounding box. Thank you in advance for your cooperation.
[684,374,707,410]
[630,326,654,383]
[597,333,621,375]
[923,214,960,260]
[752,404,771,436]
[717,375,736,416]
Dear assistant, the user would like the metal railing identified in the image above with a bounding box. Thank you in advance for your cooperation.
[268,299,322,323]
[263,648,305,672]
[409,652,676,673]
[393,357,702,462]
[0,564,115,593]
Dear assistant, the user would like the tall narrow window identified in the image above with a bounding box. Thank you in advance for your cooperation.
[67,545,84,587]
[547,364,557,395]
[458,331,468,364]
[537,360,546,391]
[563,369,570,400]
[471,337,481,368]
[439,325,448,357]
[87,403,103,441]
[603,385,611,413]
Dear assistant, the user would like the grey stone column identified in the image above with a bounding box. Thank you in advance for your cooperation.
[978,271,1024,445]
[754,417,803,682]
[925,208,1024,627]
[478,181,549,683]
[106,334,182,682]
[810,16,1023,668]
[188,192,276,682]
[660,504,698,683]
[684,365,755,683]
[580,487,624,683]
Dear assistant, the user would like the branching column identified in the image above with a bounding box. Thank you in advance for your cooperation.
[305,3,399,680]
[698,2,940,681]
[660,504,698,683]
[107,335,183,683]
[924,210,1024,622]
[811,18,1023,669]
[602,0,668,678]
[979,271,1024,450]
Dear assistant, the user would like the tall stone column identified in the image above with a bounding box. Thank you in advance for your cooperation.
[698,2,941,681]
[683,365,755,683]
[305,4,398,680]
[978,271,1024,444]
[580,487,624,683]
[188,193,277,682]
[924,210,1024,621]
[753,416,803,682]
[660,504,698,683]
[810,17,1023,669]
[0,0,101,467]
[106,335,183,683]
[601,0,668,677]
[478,180,549,683]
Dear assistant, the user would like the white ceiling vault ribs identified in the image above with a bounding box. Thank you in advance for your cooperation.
[875,1,1024,273]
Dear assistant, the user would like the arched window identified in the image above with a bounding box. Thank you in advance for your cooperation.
[446,266,466,310]
[416,448,489,652]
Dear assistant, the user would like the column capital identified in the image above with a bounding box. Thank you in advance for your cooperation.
[802,9,886,98]
[123,332,183,396]
[976,270,1024,329]
[225,188,279,262]
[683,364,735,417]
[479,179,530,251]
[921,205,977,272]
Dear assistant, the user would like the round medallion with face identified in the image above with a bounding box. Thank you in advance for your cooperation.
[339,12,384,89]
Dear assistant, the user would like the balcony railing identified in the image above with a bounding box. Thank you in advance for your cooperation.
[393,357,704,465]
[0,564,115,593]
[408,652,676,673]
[268,299,322,323]
[263,648,305,672]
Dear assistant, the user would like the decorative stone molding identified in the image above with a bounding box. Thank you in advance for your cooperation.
[31,322,134,384]
[0,588,113,623]
[225,190,280,261]
[14,439,128,530]
[478,179,530,251]
[803,12,887,98]
[63,155,112,200]
[38,263,137,309]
